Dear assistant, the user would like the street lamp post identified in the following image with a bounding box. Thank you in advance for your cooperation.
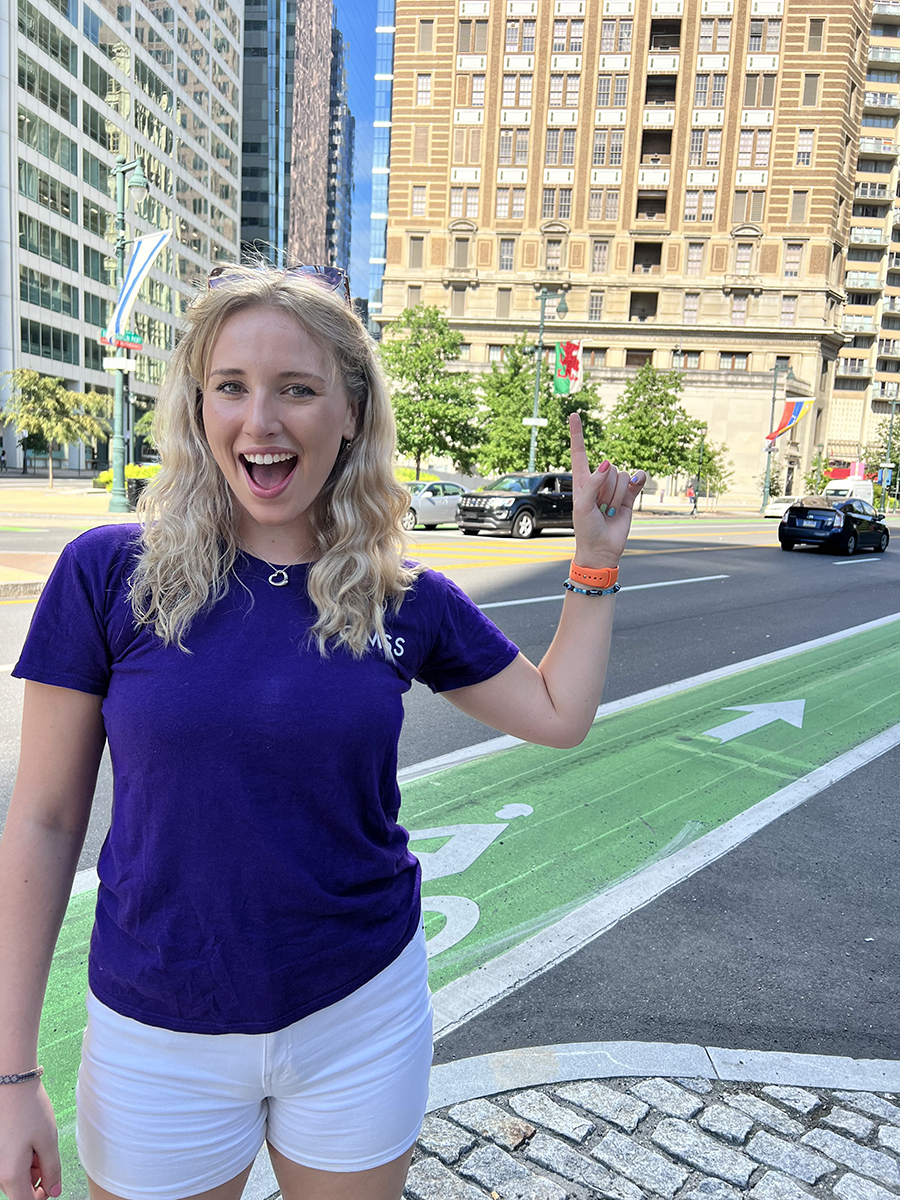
[527,288,568,472]
[760,363,795,514]
[109,154,149,513]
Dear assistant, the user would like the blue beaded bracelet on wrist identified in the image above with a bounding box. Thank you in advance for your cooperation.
[563,579,621,597]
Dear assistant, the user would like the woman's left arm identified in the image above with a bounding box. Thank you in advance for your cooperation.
[443,413,645,749]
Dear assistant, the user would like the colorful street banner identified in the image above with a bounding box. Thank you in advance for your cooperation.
[554,341,582,394]
[766,397,814,443]
[100,229,172,349]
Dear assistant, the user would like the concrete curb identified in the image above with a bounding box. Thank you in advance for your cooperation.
[427,1041,900,1112]
[0,580,44,599]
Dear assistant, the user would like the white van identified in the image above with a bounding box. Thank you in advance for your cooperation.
[823,479,874,505]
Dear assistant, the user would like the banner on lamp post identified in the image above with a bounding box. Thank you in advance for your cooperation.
[99,229,172,351]
[554,341,582,394]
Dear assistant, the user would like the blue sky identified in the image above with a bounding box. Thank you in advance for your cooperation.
[334,0,377,298]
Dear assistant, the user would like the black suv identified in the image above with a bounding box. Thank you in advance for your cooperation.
[456,472,573,538]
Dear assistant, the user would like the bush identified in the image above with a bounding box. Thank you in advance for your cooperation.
[395,467,440,482]
[93,463,161,491]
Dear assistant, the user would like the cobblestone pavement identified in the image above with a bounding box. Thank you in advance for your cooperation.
[405,1077,900,1200]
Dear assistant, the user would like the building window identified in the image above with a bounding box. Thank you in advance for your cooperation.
[699,18,731,52]
[451,286,466,317]
[20,318,79,364]
[471,75,485,107]
[502,75,517,106]
[499,129,514,165]
[592,240,609,272]
[600,20,614,51]
[488,344,504,362]
[416,74,431,105]
[711,74,727,106]
[694,75,709,107]
[808,18,824,51]
[684,190,699,221]
[781,295,797,327]
[591,131,608,167]
[458,343,470,361]
[545,128,560,165]
[609,131,624,166]
[674,349,701,369]
[409,237,424,269]
[605,190,619,219]
[588,291,604,320]
[518,75,532,106]
[545,239,563,270]
[561,128,576,166]
[701,191,716,222]
[738,129,770,167]
[466,187,479,218]
[411,186,426,216]
[522,19,535,51]
[689,130,704,165]
[542,187,556,219]
[735,243,753,274]
[407,286,422,307]
[790,191,809,223]
[450,187,463,218]
[686,242,704,276]
[499,238,515,270]
[495,189,509,219]
[784,242,803,277]
[720,351,749,370]
[566,75,581,106]
[734,190,766,223]
[749,18,781,52]
[549,75,564,106]
[597,76,611,107]
[418,19,433,51]
[515,129,529,164]
[512,187,525,218]
[613,75,627,106]
[796,129,814,166]
[683,293,699,324]
[458,19,488,53]
[558,188,572,219]
[497,288,512,318]
[506,19,519,50]
[454,238,469,269]
[731,293,748,325]
[802,75,820,107]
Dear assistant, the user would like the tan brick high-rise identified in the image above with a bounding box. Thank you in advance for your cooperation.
[377,0,872,502]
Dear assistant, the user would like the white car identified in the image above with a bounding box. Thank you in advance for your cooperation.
[763,496,797,519]
[401,481,465,530]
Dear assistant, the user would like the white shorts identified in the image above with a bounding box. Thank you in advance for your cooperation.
[76,926,433,1200]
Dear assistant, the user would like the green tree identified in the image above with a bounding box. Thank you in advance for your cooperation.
[603,365,702,506]
[802,447,829,496]
[134,407,157,450]
[477,336,604,474]
[1,369,111,488]
[379,306,479,478]
[696,441,734,499]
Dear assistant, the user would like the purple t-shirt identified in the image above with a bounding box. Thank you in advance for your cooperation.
[14,525,519,1034]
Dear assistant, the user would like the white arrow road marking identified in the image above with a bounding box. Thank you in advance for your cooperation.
[702,699,806,744]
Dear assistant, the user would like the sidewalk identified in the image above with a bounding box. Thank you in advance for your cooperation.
[400,1045,900,1200]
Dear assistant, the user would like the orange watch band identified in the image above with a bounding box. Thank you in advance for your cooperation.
[569,562,619,589]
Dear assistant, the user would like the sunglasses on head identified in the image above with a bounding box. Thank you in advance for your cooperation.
[207,264,352,305]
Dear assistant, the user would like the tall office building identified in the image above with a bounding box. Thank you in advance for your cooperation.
[368,0,397,329]
[835,2,900,468]
[241,0,295,264]
[378,0,870,501]
[2,0,242,470]
[327,20,355,271]
[287,0,333,265]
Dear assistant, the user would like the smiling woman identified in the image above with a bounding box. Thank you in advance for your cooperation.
[0,263,645,1200]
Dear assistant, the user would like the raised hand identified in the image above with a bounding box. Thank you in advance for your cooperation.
[568,412,646,569]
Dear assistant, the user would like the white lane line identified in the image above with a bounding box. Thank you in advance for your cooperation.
[479,574,730,610]
[832,558,882,565]
[430,721,900,1041]
[398,609,900,784]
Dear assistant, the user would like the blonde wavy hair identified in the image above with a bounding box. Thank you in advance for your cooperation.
[130,265,419,655]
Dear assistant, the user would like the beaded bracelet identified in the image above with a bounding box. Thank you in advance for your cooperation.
[563,579,620,597]
[0,1066,44,1085]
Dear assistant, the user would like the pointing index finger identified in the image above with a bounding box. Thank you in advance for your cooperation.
[568,412,590,483]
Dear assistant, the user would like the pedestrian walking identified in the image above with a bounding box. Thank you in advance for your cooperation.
[0,263,646,1200]
[687,483,697,516]
[0,448,6,471]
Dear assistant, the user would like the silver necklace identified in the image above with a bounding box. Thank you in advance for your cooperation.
[251,546,314,587]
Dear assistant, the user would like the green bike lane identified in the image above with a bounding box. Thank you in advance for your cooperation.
[39,613,900,1196]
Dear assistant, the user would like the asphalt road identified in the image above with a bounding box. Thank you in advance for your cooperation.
[1,519,899,1063]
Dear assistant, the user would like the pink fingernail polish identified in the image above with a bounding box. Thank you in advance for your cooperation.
[599,460,611,472]
[50,1185,62,1198]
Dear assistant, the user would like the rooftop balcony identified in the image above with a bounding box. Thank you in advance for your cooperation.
[869,45,900,63]
[844,315,877,332]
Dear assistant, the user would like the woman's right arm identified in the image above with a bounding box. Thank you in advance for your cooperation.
[0,682,105,1200]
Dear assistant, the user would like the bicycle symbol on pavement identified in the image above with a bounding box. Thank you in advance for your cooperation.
[408,803,534,958]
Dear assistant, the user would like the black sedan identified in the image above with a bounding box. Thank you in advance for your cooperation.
[778,496,890,555]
